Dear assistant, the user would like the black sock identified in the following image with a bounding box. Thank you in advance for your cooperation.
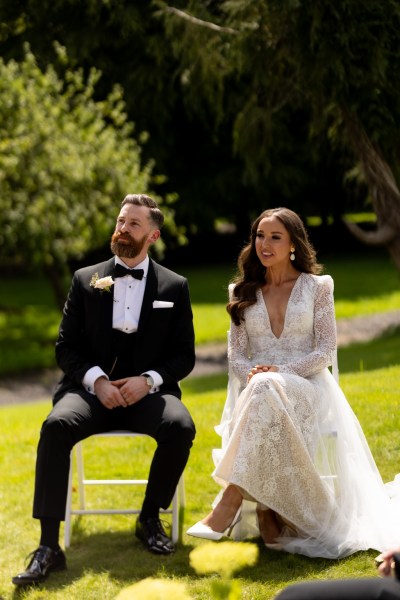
[40,518,61,550]
[139,497,159,521]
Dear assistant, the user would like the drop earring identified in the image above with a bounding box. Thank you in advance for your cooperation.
[290,248,295,261]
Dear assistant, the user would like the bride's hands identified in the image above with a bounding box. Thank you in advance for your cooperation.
[247,364,278,382]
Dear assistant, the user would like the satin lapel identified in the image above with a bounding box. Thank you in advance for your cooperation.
[136,259,158,339]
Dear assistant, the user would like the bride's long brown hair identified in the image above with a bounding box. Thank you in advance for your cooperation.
[227,208,323,325]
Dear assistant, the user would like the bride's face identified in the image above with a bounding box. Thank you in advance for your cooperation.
[255,216,293,268]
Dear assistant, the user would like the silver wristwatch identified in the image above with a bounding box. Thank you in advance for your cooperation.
[143,374,154,390]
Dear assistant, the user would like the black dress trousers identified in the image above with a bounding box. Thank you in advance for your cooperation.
[33,331,195,520]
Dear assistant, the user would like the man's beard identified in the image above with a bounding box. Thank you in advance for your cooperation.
[110,231,147,259]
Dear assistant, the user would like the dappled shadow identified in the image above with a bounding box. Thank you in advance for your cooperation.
[236,543,376,586]
[11,529,194,598]
[338,326,400,374]
[10,528,372,598]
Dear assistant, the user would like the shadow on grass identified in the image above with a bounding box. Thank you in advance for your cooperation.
[11,526,366,599]
[237,544,376,585]
[338,326,400,374]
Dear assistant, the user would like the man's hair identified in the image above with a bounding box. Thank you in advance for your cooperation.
[121,194,164,229]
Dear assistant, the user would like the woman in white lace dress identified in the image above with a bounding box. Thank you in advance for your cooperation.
[187,207,400,559]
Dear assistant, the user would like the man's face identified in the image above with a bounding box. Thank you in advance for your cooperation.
[110,203,156,259]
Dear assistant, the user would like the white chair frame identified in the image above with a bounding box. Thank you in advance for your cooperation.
[64,430,185,548]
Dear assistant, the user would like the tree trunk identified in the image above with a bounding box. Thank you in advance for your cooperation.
[343,116,400,270]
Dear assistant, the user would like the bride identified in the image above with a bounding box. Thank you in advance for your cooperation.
[187,207,400,559]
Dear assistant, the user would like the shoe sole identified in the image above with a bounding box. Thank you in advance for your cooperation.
[147,545,175,555]
[12,562,67,586]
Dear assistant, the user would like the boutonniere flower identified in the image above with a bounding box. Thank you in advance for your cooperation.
[90,273,114,293]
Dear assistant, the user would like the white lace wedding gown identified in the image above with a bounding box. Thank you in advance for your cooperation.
[212,273,400,558]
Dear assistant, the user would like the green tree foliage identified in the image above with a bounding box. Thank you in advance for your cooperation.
[1,1,400,254]
[0,44,179,308]
[160,0,400,266]
[161,0,400,174]
[0,1,203,227]
[0,0,342,246]
[0,0,321,241]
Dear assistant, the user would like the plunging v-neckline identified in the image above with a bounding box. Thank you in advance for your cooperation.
[259,273,303,340]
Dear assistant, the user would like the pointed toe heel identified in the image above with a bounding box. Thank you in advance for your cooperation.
[186,521,225,541]
[186,507,242,541]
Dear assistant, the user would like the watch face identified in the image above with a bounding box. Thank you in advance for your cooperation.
[145,375,154,387]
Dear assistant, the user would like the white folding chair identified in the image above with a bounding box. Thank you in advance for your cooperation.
[64,430,185,547]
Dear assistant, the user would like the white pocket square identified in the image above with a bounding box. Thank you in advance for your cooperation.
[153,300,174,308]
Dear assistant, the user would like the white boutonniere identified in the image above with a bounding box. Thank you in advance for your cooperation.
[90,273,114,293]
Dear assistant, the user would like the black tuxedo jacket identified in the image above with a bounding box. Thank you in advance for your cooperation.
[53,257,195,404]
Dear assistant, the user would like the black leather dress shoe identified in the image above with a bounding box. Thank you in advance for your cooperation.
[12,545,66,586]
[135,517,175,555]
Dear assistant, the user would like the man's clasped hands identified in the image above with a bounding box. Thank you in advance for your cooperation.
[94,375,150,409]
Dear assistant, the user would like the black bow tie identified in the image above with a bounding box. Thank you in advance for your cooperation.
[113,264,144,280]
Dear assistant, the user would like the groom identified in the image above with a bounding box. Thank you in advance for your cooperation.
[13,194,196,586]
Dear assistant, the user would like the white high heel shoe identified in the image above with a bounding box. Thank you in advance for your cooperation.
[186,507,242,541]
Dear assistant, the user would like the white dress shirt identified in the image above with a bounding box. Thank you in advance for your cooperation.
[112,255,147,333]
[83,256,162,394]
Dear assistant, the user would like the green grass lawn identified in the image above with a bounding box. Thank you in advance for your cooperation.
[338,325,400,373]
[0,250,399,597]
[0,252,399,373]
[1,364,399,599]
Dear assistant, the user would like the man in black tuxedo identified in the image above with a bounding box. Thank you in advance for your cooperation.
[13,194,196,586]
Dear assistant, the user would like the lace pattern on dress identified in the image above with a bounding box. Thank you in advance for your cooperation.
[228,274,336,386]
[212,273,400,558]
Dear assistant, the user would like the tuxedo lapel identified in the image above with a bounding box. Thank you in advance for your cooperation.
[97,258,115,349]
[136,259,158,338]
[101,257,116,279]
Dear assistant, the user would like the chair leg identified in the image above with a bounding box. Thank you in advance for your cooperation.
[63,434,185,547]
[76,442,86,510]
[170,476,185,543]
[178,476,186,507]
[64,457,73,548]
[171,486,179,543]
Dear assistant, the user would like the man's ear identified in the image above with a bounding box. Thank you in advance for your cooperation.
[148,229,160,244]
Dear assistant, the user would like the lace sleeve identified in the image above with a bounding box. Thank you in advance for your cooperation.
[227,284,253,387]
[228,320,253,387]
[278,275,337,377]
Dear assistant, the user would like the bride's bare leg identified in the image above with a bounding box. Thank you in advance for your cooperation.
[256,506,281,544]
[201,484,242,533]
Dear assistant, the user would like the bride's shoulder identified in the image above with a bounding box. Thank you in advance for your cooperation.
[228,282,244,302]
[228,282,236,300]
[302,273,334,292]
